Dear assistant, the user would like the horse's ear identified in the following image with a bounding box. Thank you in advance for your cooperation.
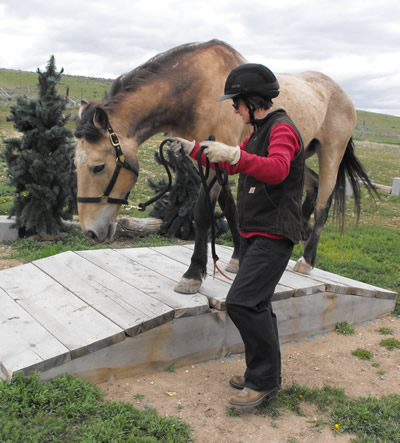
[93,106,109,132]
[78,100,88,119]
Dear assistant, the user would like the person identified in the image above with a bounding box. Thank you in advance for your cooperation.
[169,63,305,408]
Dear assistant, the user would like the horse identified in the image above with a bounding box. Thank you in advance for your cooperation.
[74,39,376,294]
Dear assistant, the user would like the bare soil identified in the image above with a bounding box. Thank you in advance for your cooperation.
[1,252,399,442]
[98,316,400,443]
[0,245,23,270]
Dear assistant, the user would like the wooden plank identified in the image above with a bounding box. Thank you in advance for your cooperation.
[0,264,125,359]
[288,260,398,299]
[39,289,396,384]
[200,244,296,299]
[145,246,232,310]
[33,252,174,336]
[276,291,396,342]
[183,243,309,298]
[76,249,209,317]
[0,288,70,380]
[158,244,295,305]
[40,312,228,383]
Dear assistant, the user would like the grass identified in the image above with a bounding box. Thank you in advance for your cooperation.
[3,372,400,442]
[335,321,355,336]
[331,394,400,441]
[379,338,400,351]
[378,327,394,336]
[291,222,400,315]
[355,110,400,144]
[0,68,113,102]
[352,348,374,360]
[256,383,400,441]
[4,229,181,263]
[164,363,177,373]
[0,372,192,442]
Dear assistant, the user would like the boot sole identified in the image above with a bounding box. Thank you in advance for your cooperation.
[229,388,278,408]
[229,378,245,390]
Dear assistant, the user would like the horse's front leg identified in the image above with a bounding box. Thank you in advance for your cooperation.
[218,184,240,273]
[174,185,215,294]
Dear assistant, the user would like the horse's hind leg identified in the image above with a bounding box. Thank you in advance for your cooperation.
[301,164,319,242]
[294,144,344,274]
[218,184,240,273]
[174,186,215,294]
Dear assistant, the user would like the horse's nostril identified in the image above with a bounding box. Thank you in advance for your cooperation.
[86,230,97,240]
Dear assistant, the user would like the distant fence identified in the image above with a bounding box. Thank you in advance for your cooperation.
[346,177,400,196]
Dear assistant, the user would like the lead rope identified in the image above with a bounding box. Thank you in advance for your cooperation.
[196,137,232,280]
[136,139,173,211]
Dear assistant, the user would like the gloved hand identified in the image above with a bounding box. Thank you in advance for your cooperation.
[168,137,196,156]
[200,141,241,165]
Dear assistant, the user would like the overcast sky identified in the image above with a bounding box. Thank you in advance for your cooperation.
[1,0,399,116]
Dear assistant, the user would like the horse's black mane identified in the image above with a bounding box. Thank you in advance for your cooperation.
[108,39,230,99]
[75,39,236,142]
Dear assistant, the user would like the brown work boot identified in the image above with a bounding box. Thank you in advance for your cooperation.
[230,375,282,390]
[229,375,245,390]
[229,387,278,408]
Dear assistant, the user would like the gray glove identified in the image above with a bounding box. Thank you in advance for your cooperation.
[200,141,241,165]
[168,137,196,156]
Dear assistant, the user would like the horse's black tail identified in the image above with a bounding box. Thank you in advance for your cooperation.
[333,137,380,229]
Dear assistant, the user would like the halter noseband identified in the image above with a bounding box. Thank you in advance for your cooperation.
[77,125,138,206]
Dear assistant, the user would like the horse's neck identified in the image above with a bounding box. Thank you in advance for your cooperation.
[112,83,191,147]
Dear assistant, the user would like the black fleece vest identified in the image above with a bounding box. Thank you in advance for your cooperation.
[237,109,305,244]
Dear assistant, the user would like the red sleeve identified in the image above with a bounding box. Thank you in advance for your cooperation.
[234,123,300,184]
[190,136,250,174]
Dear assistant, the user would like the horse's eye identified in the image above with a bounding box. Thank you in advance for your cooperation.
[93,164,105,174]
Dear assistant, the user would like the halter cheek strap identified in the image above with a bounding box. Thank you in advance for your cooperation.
[77,125,138,205]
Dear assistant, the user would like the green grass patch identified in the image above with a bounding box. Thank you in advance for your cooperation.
[5,229,181,264]
[352,348,374,360]
[0,372,192,442]
[292,223,400,315]
[331,394,400,441]
[256,382,400,441]
[378,327,394,336]
[164,363,177,373]
[335,321,355,336]
[379,338,400,350]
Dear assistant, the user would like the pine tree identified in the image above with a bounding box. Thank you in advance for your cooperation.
[2,55,76,237]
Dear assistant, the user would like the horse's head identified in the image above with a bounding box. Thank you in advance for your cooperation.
[75,101,139,242]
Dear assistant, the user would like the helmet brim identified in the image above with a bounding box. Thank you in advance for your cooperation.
[216,93,241,102]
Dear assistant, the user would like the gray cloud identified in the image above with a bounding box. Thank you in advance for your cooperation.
[0,0,399,115]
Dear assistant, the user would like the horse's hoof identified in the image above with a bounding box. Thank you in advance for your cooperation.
[225,258,239,274]
[174,278,202,294]
[293,257,313,275]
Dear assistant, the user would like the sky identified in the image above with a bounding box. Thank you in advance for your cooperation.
[1,0,399,116]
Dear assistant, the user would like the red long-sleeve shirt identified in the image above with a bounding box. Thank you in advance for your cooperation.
[191,123,300,183]
[190,122,301,239]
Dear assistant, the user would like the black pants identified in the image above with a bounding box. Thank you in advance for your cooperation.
[226,235,294,391]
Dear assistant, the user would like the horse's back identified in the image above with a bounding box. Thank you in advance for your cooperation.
[276,71,356,146]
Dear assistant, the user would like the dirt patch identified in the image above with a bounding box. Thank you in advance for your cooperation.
[0,245,23,270]
[98,316,400,442]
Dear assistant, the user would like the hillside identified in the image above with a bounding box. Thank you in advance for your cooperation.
[1,68,400,144]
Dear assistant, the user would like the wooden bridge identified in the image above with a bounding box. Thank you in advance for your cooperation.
[0,244,397,383]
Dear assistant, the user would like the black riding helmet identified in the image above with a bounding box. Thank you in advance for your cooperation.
[217,63,280,102]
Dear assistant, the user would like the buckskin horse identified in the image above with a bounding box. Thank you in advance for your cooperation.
[75,39,376,294]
